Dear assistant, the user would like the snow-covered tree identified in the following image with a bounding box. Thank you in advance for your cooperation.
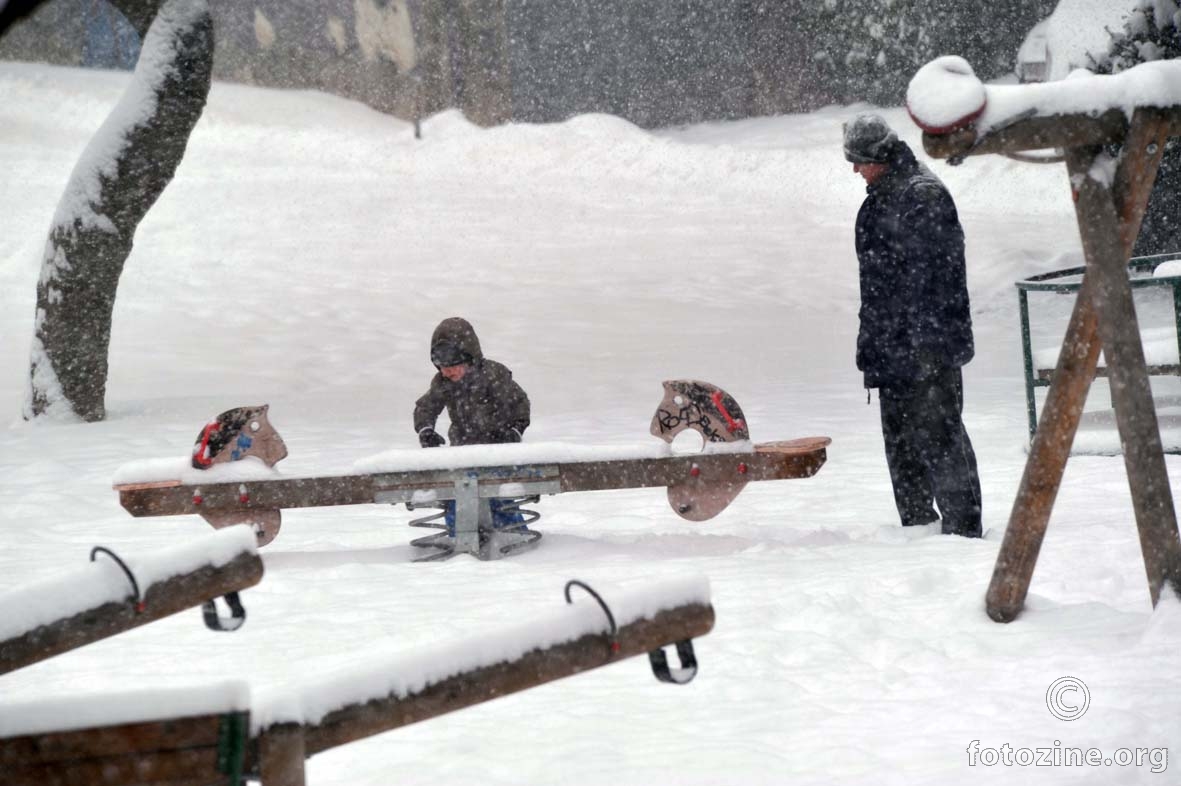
[1099,0,1180,256]
[26,0,213,421]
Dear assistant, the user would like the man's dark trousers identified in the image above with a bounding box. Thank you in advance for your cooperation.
[878,366,982,537]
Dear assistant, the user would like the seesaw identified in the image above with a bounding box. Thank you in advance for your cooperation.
[113,380,830,560]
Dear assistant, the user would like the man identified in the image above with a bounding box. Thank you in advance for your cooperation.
[845,112,982,538]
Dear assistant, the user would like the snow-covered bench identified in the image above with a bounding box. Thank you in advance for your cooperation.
[1017,252,1181,441]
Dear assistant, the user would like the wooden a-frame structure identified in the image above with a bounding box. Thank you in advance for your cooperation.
[916,69,1181,622]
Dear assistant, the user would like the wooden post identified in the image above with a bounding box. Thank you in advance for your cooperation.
[986,109,1180,621]
[1069,123,1181,608]
[0,550,263,675]
[985,277,1103,621]
[258,724,307,786]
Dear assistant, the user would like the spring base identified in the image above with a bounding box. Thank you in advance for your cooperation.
[407,496,542,562]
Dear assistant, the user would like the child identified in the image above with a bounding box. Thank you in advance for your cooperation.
[413,316,530,447]
[413,317,531,535]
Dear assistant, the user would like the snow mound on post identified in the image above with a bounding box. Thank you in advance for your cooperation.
[909,58,1181,137]
[0,526,258,642]
[906,56,986,134]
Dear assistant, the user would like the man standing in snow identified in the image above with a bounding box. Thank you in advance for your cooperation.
[845,113,982,538]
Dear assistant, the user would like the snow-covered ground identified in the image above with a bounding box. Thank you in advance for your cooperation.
[2,61,1180,785]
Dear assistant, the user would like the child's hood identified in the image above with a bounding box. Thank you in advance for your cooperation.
[430,317,484,363]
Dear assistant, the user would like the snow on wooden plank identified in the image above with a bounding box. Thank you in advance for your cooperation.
[113,440,828,518]
[112,454,283,486]
[355,440,687,474]
[111,441,758,487]
[0,527,262,674]
[252,574,711,734]
[0,682,250,739]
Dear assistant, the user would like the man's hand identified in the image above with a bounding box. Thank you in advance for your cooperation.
[418,428,445,448]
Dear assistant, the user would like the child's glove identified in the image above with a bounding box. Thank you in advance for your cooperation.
[418,427,446,448]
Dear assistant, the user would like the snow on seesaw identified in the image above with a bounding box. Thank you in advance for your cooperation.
[1,61,1179,785]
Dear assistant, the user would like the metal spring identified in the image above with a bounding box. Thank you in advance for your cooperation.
[407,501,448,531]
[491,495,541,530]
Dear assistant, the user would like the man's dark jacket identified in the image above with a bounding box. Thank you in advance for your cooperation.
[855,142,974,388]
[414,317,530,446]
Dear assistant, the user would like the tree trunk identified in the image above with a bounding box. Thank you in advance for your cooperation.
[25,0,213,421]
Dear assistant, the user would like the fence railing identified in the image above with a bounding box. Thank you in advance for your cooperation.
[1016,251,1181,440]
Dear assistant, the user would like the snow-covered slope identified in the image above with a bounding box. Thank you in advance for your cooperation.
[1,62,1179,785]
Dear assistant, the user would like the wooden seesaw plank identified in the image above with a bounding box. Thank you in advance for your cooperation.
[114,438,830,520]
[245,577,716,785]
[291,602,714,758]
[0,529,263,675]
[1,713,248,786]
[1,680,251,786]
[2,579,713,786]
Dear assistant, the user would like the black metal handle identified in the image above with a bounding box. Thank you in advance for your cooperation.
[649,639,698,684]
[564,579,618,653]
[90,546,143,613]
[203,592,247,632]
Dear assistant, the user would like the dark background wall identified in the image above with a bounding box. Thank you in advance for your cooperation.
[506,0,1056,126]
[1,0,1055,128]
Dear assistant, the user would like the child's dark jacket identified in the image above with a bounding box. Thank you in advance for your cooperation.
[413,317,530,446]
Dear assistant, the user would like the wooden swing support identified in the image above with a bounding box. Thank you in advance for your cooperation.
[923,105,1181,622]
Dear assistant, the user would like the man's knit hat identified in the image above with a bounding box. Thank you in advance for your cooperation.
[843,113,898,164]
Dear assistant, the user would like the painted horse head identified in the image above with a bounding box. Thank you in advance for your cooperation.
[650,380,750,445]
[191,405,288,470]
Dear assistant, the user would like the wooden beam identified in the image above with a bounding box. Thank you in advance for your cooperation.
[1112,108,1172,252]
[986,276,1104,621]
[257,724,306,786]
[5,749,223,786]
[559,439,829,493]
[986,109,1181,621]
[1070,132,1181,608]
[922,109,1129,161]
[252,602,713,764]
[116,440,829,519]
[0,551,263,675]
[1,711,247,786]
